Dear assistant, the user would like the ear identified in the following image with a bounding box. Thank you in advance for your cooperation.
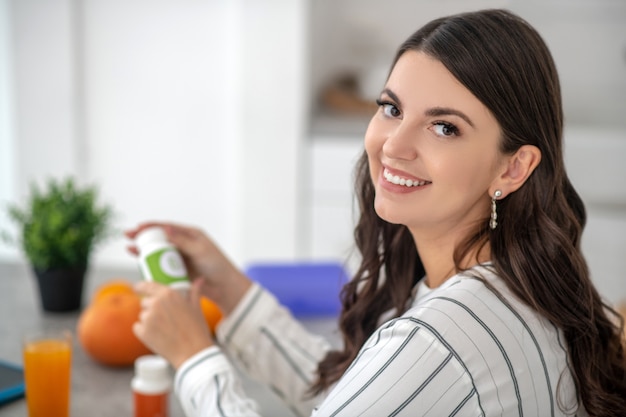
[490,145,541,198]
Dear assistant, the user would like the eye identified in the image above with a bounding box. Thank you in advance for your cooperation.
[432,121,460,137]
[375,99,401,118]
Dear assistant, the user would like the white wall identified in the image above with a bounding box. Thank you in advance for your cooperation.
[0,0,15,248]
[563,127,626,306]
[309,0,510,102]
[0,0,80,260]
[12,0,80,184]
[510,0,626,128]
[238,0,309,262]
[0,0,307,269]
[80,0,245,267]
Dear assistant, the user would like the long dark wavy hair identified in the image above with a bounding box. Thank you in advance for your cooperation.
[311,9,626,415]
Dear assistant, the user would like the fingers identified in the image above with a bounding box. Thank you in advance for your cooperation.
[126,245,139,257]
[191,277,213,300]
[133,281,182,349]
[131,321,145,344]
[125,222,203,258]
[125,222,168,257]
[135,282,172,333]
[135,280,167,297]
[189,279,204,309]
[133,279,215,369]
[124,221,166,239]
[161,225,205,255]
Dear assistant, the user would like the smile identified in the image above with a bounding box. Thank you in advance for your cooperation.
[383,168,431,187]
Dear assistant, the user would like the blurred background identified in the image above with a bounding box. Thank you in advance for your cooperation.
[0,0,625,304]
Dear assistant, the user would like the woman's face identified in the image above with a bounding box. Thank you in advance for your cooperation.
[365,51,507,239]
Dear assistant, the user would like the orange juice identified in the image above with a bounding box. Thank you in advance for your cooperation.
[134,391,169,417]
[23,337,72,417]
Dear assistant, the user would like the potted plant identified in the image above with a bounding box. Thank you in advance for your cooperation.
[3,177,113,312]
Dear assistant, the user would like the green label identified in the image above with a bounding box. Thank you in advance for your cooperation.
[145,248,189,285]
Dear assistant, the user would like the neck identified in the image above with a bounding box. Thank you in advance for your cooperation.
[411,228,491,288]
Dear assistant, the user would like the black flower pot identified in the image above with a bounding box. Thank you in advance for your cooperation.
[33,266,87,312]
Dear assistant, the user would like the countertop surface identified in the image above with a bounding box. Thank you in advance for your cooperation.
[0,262,340,417]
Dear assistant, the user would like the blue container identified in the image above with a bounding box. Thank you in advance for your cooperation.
[244,261,349,317]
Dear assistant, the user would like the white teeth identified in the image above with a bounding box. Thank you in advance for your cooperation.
[383,169,429,187]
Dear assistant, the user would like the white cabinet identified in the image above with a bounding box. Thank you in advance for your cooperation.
[306,137,363,270]
[564,127,626,306]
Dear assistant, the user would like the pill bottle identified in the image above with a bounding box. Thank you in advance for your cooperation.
[132,355,171,417]
[135,226,190,291]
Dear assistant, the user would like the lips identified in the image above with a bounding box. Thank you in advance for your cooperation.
[383,168,431,188]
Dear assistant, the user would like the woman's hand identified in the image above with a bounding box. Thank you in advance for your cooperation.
[125,221,252,314]
[133,279,213,369]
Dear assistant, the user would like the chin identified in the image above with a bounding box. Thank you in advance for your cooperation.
[374,202,406,226]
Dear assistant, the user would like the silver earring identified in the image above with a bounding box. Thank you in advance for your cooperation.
[490,190,502,230]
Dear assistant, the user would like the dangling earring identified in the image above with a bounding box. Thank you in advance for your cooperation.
[490,190,502,230]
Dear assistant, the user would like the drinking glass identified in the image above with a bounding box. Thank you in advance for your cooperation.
[22,330,72,417]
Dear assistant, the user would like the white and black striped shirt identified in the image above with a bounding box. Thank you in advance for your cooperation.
[175,264,585,416]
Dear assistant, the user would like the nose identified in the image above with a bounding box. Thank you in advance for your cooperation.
[382,122,418,161]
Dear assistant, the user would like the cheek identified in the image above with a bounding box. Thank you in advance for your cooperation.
[438,151,499,194]
[446,158,476,185]
[364,119,382,155]
[364,121,384,177]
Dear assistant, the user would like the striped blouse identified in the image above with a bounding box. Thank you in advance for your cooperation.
[174,264,585,416]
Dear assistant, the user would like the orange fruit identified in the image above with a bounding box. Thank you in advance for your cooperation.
[77,285,151,367]
[200,296,222,333]
[92,279,135,303]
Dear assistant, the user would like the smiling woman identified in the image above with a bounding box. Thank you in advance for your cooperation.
[364,51,520,242]
[314,9,626,416]
[125,9,625,417]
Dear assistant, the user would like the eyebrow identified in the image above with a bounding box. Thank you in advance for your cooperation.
[381,88,475,128]
[425,107,475,128]
[382,88,402,107]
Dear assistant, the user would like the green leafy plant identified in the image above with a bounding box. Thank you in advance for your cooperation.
[3,177,114,270]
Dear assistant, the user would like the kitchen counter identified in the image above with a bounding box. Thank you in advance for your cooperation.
[0,262,339,417]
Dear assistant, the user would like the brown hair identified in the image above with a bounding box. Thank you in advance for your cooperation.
[312,9,626,415]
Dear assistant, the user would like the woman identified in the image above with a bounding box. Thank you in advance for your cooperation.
[128,9,626,416]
